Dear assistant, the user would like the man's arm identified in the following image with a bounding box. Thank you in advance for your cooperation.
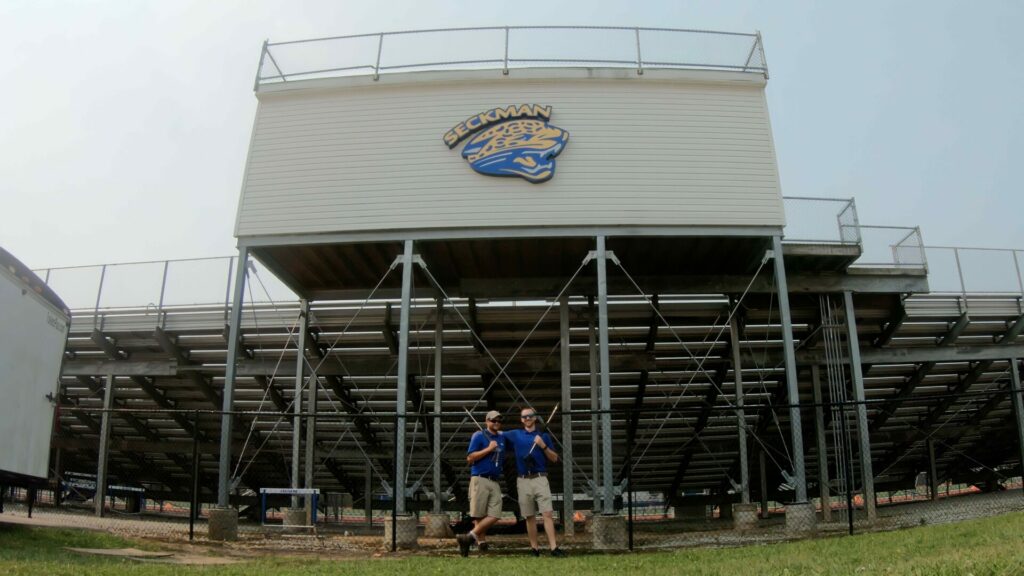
[467,433,499,464]
[533,433,559,463]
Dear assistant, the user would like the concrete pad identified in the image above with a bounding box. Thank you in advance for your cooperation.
[785,502,817,533]
[591,514,627,551]
[207,507,238,542]
[732,503,759,530]
[383,515,418,549]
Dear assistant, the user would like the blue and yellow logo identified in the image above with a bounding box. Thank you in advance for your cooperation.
[444,105,568,183]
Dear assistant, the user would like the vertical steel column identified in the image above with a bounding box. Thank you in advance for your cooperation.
[218,246,249,507]
[811,364,831,521]
[395,240,414,515]
[927,439,939,501]
[1009,359,1024,486]
[95,373,115,517]
[303,303,317,518]
[843,291,876,520]
[433,298,443,514]
[729,314,750,503]
[588,304,601,510]
[759,450,769,517]
[596,236,614,514]
[292,299,309,509]
[771,237,808,503]
[559,296,575,534]
[365,465,373,525]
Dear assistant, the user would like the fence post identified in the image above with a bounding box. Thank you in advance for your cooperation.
[374,33,384,81]
[93,265,107,330]
[190,410,200,541]
[503,26,510,75]
[627,419,634,551]
[1013,250,1024,296]
[838,396,854,536]
[391,413,398,552]
[634,27,643,75]
[954,248,968,304]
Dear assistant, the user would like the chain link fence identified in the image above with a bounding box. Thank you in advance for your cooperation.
[5,394,1022,555]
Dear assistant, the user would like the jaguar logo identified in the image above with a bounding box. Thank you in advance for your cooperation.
[444,105,569,183]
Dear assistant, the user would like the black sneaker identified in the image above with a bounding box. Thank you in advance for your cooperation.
[550,547,567,557]
[457,534,473,557]
[478,542,490,552]
[530,548,541,557]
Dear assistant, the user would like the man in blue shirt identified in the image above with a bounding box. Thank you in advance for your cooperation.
[457,410,505,556]
[503,406,566,557]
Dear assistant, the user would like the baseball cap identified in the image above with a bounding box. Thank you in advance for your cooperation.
[485,410,502,421]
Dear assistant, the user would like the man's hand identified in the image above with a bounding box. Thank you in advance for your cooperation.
[487,440,498,453]
[533,436,547,451]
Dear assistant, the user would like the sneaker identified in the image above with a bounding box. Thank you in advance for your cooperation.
[478,542,490,552]
[530,548,541,557]
[457,534,472,557]
[550,547,567,557]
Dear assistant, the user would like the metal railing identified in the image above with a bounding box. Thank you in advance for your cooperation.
[923,246,1024,297]
[783,196,861,245]
[254,26,767,89]
[34,257,297,315]
[854,225,927,269]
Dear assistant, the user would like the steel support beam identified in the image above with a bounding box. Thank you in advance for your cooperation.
[559,295,575,534]
[292,300,308,508]
[730,312,750,504]
[588,300,601,511]
[1010,359,1024,485]
[94,373,115,517]
[433,298,443,514]
[302,302,317,515]
[843,291,875,520]
[218,247,248,507]
[810,365,831,521]
[772,236,808,503]
[596,236,614,514]
[927,439,939,501]
[395,240,414,515]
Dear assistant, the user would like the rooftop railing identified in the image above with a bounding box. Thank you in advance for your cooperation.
[254,26,767,89]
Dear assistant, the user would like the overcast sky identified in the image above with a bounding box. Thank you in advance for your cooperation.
[2,0,1022,273]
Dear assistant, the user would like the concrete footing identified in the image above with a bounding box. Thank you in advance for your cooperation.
[785,502,817,533]
[283,508,309,533]
[424,513,453,538]
[208,507,239,541]
[591,514,627,551]
[383,514,418,549]
[732,503,759,530]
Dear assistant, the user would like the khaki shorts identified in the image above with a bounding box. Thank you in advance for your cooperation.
[469,476,503,519]
[516,475,553,517]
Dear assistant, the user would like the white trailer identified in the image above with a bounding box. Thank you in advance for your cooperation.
[0,247,70,486]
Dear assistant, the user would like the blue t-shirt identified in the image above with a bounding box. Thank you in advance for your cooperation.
[504,428,555,475]
[468,430,504,476]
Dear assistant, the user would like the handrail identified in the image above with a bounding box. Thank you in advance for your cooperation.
[255,26,767,89]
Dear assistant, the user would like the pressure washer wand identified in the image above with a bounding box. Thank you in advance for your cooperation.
[527,402,559,456]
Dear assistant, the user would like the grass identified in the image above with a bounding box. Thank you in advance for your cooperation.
[2,512,1024,575]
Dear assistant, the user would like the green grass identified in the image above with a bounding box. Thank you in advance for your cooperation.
[3,512,1024,575]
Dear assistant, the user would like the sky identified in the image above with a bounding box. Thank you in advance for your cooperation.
[2,0,1023,275]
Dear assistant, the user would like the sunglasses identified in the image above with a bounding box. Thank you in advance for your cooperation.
[487,418,503,423]
[521,414,537,420]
